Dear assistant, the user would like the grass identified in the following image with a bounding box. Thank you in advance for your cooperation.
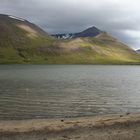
[0,14,140,64]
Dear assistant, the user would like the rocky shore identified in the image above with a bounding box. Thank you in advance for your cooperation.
[0,113,140,140]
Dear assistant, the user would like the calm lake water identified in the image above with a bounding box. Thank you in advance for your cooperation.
[0,65,140,120]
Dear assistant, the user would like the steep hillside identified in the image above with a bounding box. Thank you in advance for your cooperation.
[0,14,55,63]
[0,14,140,64]
[53,33,140,64]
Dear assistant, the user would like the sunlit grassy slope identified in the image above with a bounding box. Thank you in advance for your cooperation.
[0,14,140,64]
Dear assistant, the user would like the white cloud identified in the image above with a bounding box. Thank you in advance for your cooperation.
[124,30,140,39]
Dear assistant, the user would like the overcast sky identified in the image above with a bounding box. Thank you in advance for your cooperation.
[0,0,140,49]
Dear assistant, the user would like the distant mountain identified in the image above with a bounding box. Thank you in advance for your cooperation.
[0,14,140,64]
[74,26,102,37]
[52,26,102,39]
[137,49,140,53]
[52,33,74,39]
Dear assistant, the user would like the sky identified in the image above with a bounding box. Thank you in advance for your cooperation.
[0,0,140,49]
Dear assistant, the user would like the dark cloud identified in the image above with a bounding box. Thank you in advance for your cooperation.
[0,0,140,49]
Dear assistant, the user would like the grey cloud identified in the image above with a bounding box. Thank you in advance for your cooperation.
[0,0,140,49]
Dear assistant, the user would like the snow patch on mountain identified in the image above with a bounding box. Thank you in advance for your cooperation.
[9,15,25,21]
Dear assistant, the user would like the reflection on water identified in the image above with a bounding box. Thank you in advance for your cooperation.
[0,65,140,120]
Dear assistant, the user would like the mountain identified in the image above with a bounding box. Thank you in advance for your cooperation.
[54,33,140,64]
[74,26,102,37]
[52,26,101,39]
[137,49,140,53]
[0,14,55,63]
[0,14,140,64]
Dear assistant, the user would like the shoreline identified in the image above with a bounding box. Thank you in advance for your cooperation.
[0,113,140,140]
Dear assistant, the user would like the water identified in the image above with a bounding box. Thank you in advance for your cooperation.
[0,65,140,120]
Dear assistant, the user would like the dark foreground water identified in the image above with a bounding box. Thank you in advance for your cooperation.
[0,65,140,120]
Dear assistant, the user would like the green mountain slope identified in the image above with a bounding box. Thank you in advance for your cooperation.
[0,14,140,64]
[0,14,55,63]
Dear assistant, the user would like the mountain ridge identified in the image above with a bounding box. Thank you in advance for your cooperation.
[0,14,140,64]
[52,26,102,39]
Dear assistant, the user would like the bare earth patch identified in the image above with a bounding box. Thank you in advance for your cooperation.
[17,24,38,38]
[59,38,85,51]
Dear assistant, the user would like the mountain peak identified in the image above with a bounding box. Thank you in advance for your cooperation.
[74,26,101,38]
[84,26,100,31]
[52,26,102,39]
